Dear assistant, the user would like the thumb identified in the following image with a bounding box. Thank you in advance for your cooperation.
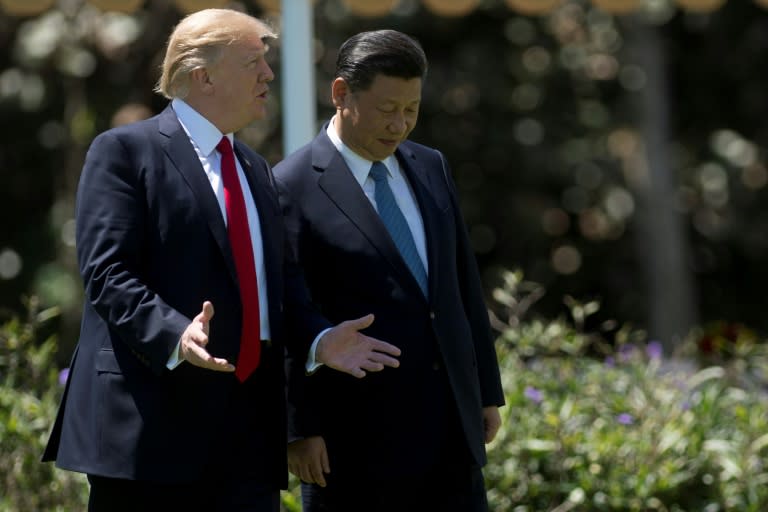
[196,301,215,324]
[346,313,374,331]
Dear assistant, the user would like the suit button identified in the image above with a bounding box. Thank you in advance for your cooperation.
[432,361,441,371]
[429,311,435,319]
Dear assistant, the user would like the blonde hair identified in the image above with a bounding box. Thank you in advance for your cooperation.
[154,9,276,99]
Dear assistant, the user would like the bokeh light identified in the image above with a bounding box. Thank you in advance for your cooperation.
[551,245,582,274]
[675,0,727,12]
[173,0,228,14]
[86,0,144,13]
[505,0,563,16]
[0,0,55,17]
[0,248,22,280]
[342,0,400,17]
[590,0,643,14]
[422,0,480,17]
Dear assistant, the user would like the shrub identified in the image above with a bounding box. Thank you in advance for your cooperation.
[485,270,768,511]
[0,298,88,511]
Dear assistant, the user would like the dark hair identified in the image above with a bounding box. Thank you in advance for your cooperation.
[335,30,427,92]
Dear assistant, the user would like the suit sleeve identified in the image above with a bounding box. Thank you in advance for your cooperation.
[75,131,189,374]
[276,174,327,440]
[439,152,505,408]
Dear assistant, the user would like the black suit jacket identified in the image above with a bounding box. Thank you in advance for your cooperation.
[42,106,329,486]
[274,127,504,482]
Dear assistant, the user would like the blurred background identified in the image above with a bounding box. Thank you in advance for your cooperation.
[2,0,768,365]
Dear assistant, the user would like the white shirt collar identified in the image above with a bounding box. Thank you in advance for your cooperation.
[326,116,397,187]
[172,98,232,156]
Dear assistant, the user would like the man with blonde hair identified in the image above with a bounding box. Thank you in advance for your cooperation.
[43,9,400,511]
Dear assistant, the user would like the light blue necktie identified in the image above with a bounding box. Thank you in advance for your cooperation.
[369,161,428,298]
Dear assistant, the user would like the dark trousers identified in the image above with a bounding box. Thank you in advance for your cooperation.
[87,474,280,512]
[301,464,489,512]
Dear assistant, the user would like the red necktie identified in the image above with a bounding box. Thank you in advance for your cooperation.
[217,136,260,382]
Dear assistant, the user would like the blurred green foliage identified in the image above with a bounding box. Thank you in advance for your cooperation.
[0,298,87,511]
[486,270,768,511]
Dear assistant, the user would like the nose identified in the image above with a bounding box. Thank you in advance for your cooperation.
[260,61,275,83]
[388,112,407,134]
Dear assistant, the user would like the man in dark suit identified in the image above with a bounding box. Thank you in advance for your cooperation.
[42,10,400,512]
[274,29,505,512]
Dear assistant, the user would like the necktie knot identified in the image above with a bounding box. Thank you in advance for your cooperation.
[217,136,234,157]
[369,161,388,182]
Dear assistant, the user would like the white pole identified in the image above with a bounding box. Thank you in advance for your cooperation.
[280,0,316,156]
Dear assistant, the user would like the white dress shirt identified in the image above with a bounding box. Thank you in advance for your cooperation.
[167,98,271,368]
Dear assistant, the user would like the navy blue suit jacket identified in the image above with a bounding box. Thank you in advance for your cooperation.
[43,106,329,486]
[274,128,504,482]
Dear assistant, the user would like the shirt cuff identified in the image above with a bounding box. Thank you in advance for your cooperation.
[306,327,332,374]
[166,340,184,370]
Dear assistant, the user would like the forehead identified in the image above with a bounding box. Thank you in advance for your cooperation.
[361,75,422,102]
[229,33,270,60]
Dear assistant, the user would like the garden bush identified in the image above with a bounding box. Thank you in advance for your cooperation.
[0,298,87,511]
[485,270,768,511]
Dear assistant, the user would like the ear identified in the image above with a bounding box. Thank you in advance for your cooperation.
[331,77,351,109]
[191,67,215,95]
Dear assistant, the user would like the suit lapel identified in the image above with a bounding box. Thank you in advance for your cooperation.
[396,145,444,301]
[158,107,239,285]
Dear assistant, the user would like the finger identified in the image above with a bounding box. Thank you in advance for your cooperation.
[209,357,235,372]
[309,461,326,487]
[368,353,400,368]
[301,466,315,484]
[201,301,214,322]
[194,301,214,323]
[348,367,366,379]
[360,361,385,372]
[368,337,401,357]
[344,313,374,331]
[314,467,327,487]
[188,344,234,372]
[321,445,331,475]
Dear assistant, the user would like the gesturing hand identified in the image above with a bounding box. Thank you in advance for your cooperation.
[179,301,235,372]
[316,314,401,378]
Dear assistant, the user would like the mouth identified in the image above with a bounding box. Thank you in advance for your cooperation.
[257,89,269,100]
[378,138,399,147]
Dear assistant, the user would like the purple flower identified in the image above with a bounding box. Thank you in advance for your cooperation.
[618,344,637,363]
[58,368,69,386]
[646,340,663,361]
[524,386,544,404]
[616,413,634,425]
[604,356,615,368]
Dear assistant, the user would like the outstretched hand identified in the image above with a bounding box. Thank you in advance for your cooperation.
[316,314,400,378]
[179,301,235,372]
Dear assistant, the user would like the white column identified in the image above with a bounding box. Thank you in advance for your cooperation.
[280,0,316,155]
